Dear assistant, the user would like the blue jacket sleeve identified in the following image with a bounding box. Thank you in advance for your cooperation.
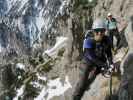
[83,38,93,49]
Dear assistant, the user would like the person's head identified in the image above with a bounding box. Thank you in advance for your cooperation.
[107,13,112,19]
[92,19,106,42]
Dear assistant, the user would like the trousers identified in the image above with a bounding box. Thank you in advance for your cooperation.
[108,28,121,50]
[72,60,101,100]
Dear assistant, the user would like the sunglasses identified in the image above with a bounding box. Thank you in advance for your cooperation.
[94,29,106,34]
[108,15,112,17]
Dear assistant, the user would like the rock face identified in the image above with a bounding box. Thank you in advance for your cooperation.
[0,0,133,100]
[118,16,133,100]
[63,0,133,99]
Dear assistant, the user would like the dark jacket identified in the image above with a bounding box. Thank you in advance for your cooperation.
[83,36,113,67]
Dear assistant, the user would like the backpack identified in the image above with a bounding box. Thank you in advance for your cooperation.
[84,29,94,39]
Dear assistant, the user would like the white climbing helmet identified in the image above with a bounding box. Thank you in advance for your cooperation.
[107,12,112,17]
[92,18,106,29]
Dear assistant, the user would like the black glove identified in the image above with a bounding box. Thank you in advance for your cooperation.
[96,61,107,68]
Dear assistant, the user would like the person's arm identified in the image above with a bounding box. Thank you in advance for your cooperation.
[105,18,109,30]
[106,50,113,65]
[105,37,113,65]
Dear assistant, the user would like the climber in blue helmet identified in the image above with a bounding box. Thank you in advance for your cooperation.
[72,18,114,100]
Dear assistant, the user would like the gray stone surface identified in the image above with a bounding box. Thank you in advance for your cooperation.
[0,0,133,99]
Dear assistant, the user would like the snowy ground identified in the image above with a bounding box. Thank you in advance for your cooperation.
[43,36,68,57]
[35,75,72,100]
[13,75,72,100]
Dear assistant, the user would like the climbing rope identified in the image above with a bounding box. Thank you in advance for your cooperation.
[109,72,112,100]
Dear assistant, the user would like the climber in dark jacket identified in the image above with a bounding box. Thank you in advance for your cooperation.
[72,19,114,100]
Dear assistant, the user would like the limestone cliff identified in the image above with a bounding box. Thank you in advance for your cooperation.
[0,0,133,100]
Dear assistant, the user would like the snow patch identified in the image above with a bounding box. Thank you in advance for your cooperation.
[45,0,49,5]
[13,85,25,100]
[88,0,93,2]
[30,81,42,89]
[36,73,47,81]
[16,63,25,70]
[0,44,3,53]
[43,36,68,57]
[47,76,72,100]
[36,17,44,32]
[35,76,72,100]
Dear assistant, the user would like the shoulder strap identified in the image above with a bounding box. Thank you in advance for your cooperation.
[85,30,93,39]
[83,37,95,49]
[106,18,110,28]
[111,18,117,22]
